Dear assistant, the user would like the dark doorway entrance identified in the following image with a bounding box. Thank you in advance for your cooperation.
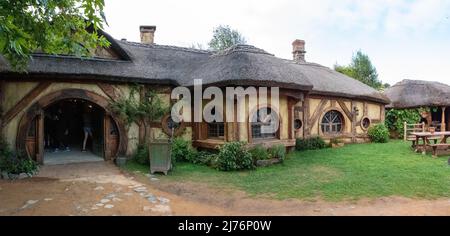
[42,99,105,164]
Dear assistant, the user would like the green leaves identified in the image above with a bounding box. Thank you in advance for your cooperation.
[0,0,110,71]
[385,108,424,138]
[367,123,390,143]
[208,25,247,51]
[217,142,254,171]
[334,50,383,90]
[110,86,169,127]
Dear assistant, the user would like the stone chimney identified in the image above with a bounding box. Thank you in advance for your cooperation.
[140,25,156,44]
[292,39,306,63]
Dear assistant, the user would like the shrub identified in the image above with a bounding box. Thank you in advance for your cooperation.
[0,140,38,175]
[368,123,390,143]
[385,108,424,138]
[295,136,327,151]
[132,144,149,165]
[217,142,254,171]
[192,151,218,167]
[268,144,286,162]
[249,145,270,161]
[171,138,197,162]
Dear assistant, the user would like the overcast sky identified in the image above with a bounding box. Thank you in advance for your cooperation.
[103,0,450,86]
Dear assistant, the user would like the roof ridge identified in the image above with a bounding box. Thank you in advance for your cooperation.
[396,79,450,87]
[211,44,274,57]
[118,40,212,54]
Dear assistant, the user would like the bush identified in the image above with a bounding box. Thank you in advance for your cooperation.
[385,108,424,138]
[217,142,254,171]
[368,123,390,143]
[191,151,218,167]
[0,140,38,175]
[268,144,286,162]
[295,136,327,151]
[171,138,197,162]
[132,144,149,165]
[249,145,270,161]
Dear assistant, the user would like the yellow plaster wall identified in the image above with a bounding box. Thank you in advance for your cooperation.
[367,103,381,120]
[3,82,109,147]
[2,82,38,112]
[3,82,178,152]
[3,81,175,155]
[306,96,384,141]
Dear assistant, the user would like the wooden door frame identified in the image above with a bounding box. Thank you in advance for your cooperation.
[16,89,127,163]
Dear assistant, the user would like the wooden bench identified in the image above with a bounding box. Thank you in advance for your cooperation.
[428,143,450,157]
[406,135,440,148]
[404,122,441,148]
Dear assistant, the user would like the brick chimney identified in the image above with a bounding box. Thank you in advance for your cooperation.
[140,25,156,44]
[292,39,306,63]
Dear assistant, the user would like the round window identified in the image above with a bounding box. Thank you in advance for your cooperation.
[161,114,184,136]
[294,119,303,130]
[321,110,344,134]
[361,117,371,130]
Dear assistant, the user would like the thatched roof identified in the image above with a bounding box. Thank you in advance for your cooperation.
[384,79,450,108]
[0,33,389,104]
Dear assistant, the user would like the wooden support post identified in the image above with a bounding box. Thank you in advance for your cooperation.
[404,121,407,141]
[0,81,4,140]
[303,96,310,137]
[350,101,356,142]
[441,107,446,132]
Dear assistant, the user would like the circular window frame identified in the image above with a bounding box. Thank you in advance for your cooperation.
[319,108,346,136]
[360,116,371,131]
[294,119,303,130]
[161,114,185,137]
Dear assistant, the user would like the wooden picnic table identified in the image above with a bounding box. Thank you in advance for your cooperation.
[411,131,450,157]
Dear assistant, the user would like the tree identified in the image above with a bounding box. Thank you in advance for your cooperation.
[334,50,382,89]
[110,85,169,144]
[208,25,247,51]
[0,0,110,71]
[334,64,355,78]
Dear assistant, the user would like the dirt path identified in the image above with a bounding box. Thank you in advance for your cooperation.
[0,162,449,216]
[0,162,229,216]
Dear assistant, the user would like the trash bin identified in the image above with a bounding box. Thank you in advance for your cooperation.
[149,140,172,175]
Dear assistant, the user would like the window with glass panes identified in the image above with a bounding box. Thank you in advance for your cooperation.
[320,110,344,134]
[251,107,278,139]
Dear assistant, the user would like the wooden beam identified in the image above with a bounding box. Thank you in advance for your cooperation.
[97,83,121,102]
[441,107,446,131]
[308,99,327,133]
[330,100,336,108]
[2,82,51,127]
[337,100,353,120]
[0,81,5,138]
[350,101,356,142]
[303,96,310,136]
[363,102,368,116]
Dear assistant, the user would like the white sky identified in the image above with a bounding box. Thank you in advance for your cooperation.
[104,0,450,86]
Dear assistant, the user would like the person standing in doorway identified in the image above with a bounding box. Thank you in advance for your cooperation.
[82,104,93,152]
[55,104,70,152]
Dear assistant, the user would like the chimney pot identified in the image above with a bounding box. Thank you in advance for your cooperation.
[292,39,306,63]
[140,25,156,44]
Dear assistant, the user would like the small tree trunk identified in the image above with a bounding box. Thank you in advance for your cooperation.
[138,120,146,144]
[142,118,152,144]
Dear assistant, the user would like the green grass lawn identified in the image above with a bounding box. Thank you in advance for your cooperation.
[123,140,450,201]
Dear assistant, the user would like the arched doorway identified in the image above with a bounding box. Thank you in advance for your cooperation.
[16,89,127,164]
